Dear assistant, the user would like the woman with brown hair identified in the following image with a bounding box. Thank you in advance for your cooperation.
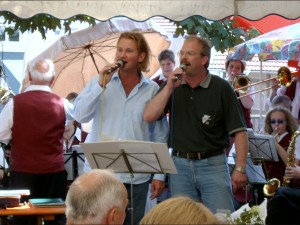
[264,106,298,183]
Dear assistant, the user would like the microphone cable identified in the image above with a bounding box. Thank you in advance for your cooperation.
[169,81,176,150]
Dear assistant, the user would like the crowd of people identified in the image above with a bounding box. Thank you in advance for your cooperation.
[0,31,299,225]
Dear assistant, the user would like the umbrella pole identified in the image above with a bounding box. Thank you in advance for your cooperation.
[86,47,106,137]
[87,48,100,74]
[259,61,263,132]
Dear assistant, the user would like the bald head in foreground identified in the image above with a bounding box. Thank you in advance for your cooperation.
[65,169,128,225]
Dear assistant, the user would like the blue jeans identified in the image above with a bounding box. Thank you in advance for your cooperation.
[170,154,234,213]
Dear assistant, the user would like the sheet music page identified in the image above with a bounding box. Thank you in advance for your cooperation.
[231,152,267,184]
[80,140,177,174]
[249,133,279,162]
[245,156,267,184]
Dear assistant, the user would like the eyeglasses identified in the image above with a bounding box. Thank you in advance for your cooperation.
[177,51,201,57]
[270,119,286,125]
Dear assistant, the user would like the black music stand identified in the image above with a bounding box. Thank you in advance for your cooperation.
[247,128,278,162]
[230,152,267,206]
[229,129,277,205]
[80,140,177,225]
[247,133,279,205]
[64,145,85,181]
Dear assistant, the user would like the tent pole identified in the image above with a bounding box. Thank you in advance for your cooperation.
[259,61,263,131]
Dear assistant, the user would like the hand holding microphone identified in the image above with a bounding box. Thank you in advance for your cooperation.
[105,59,125,75]
[99,60,125,88]
[174,64,187,81]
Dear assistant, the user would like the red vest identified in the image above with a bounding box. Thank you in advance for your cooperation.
[236,92,253,128]
[152,76,165,86]
[285,80,297,101]
[285,81,300,119]
[264,133,291,183]
[11,91,66,173]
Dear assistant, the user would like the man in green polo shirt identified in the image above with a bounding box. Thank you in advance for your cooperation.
[144,35,248,213]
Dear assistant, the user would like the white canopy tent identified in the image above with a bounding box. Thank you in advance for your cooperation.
[1,0,300,21]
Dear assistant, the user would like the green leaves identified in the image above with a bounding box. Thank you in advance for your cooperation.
[227,206,264,225]
[0,13,259,52]
[0,12,96,39]
[173,16,260,53]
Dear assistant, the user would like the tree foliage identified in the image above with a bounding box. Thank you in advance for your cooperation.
[0,13,259,52]
[173,16,260,53]
[0,12,96,39]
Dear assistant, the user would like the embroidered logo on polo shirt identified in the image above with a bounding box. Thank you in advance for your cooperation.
[202,115,211,125]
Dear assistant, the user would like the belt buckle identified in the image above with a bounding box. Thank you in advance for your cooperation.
[197,152,202,160]
[187,152,201,160]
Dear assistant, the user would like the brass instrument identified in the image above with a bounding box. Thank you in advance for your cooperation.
[272,128,280,142]
[263,130,300,196]
[282,130,300,186]
[0,87,14,104]
[233,66,299,98]
[263,178,281,197]
[232,75,251,93]
[263,128,281,197]
[0,65,15,103]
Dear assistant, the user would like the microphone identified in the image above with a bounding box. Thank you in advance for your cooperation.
[180,64,187,72]
[175,64,187,80]
[106,60,125,74]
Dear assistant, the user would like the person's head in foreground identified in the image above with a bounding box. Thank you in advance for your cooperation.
[29,59,56,86]
[139,196,220,224]
[65,169,128,225]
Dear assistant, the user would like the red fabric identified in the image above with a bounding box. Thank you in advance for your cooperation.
[11,91,66,173]
[152,76,165,86]
[284,80,300,119]
[285,80,297,102]
[264,133,291,183]
[232,15,300,34]
[288,60,300,70]
[237,94,253,129]
[71,125,88,146]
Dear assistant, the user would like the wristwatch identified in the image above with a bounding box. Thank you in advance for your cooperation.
[235,166,246,174]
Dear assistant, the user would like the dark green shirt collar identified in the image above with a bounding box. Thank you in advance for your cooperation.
[181,72,212,88]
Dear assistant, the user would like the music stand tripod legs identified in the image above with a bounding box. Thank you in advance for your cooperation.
[121,150,134,225]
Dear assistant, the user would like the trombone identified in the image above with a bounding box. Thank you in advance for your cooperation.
[233,66,299,98]
[0,87,14,104]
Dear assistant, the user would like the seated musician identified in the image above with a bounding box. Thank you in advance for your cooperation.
[265,131,300,225]
[263,107,298,184]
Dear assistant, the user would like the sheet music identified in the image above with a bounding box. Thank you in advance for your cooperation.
[230,153,267,184]
[245,157,267,184]
[248,132,279,162]
[80,140,177,174]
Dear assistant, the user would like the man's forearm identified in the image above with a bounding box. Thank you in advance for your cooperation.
[234,131,248,168]
[144,86,173,122]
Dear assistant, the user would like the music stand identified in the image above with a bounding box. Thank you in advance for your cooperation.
[248,132,278,162]
[80,140,177,225]
[64,145,85,181]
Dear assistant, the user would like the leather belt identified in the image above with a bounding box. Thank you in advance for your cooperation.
[172,150,223,160]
